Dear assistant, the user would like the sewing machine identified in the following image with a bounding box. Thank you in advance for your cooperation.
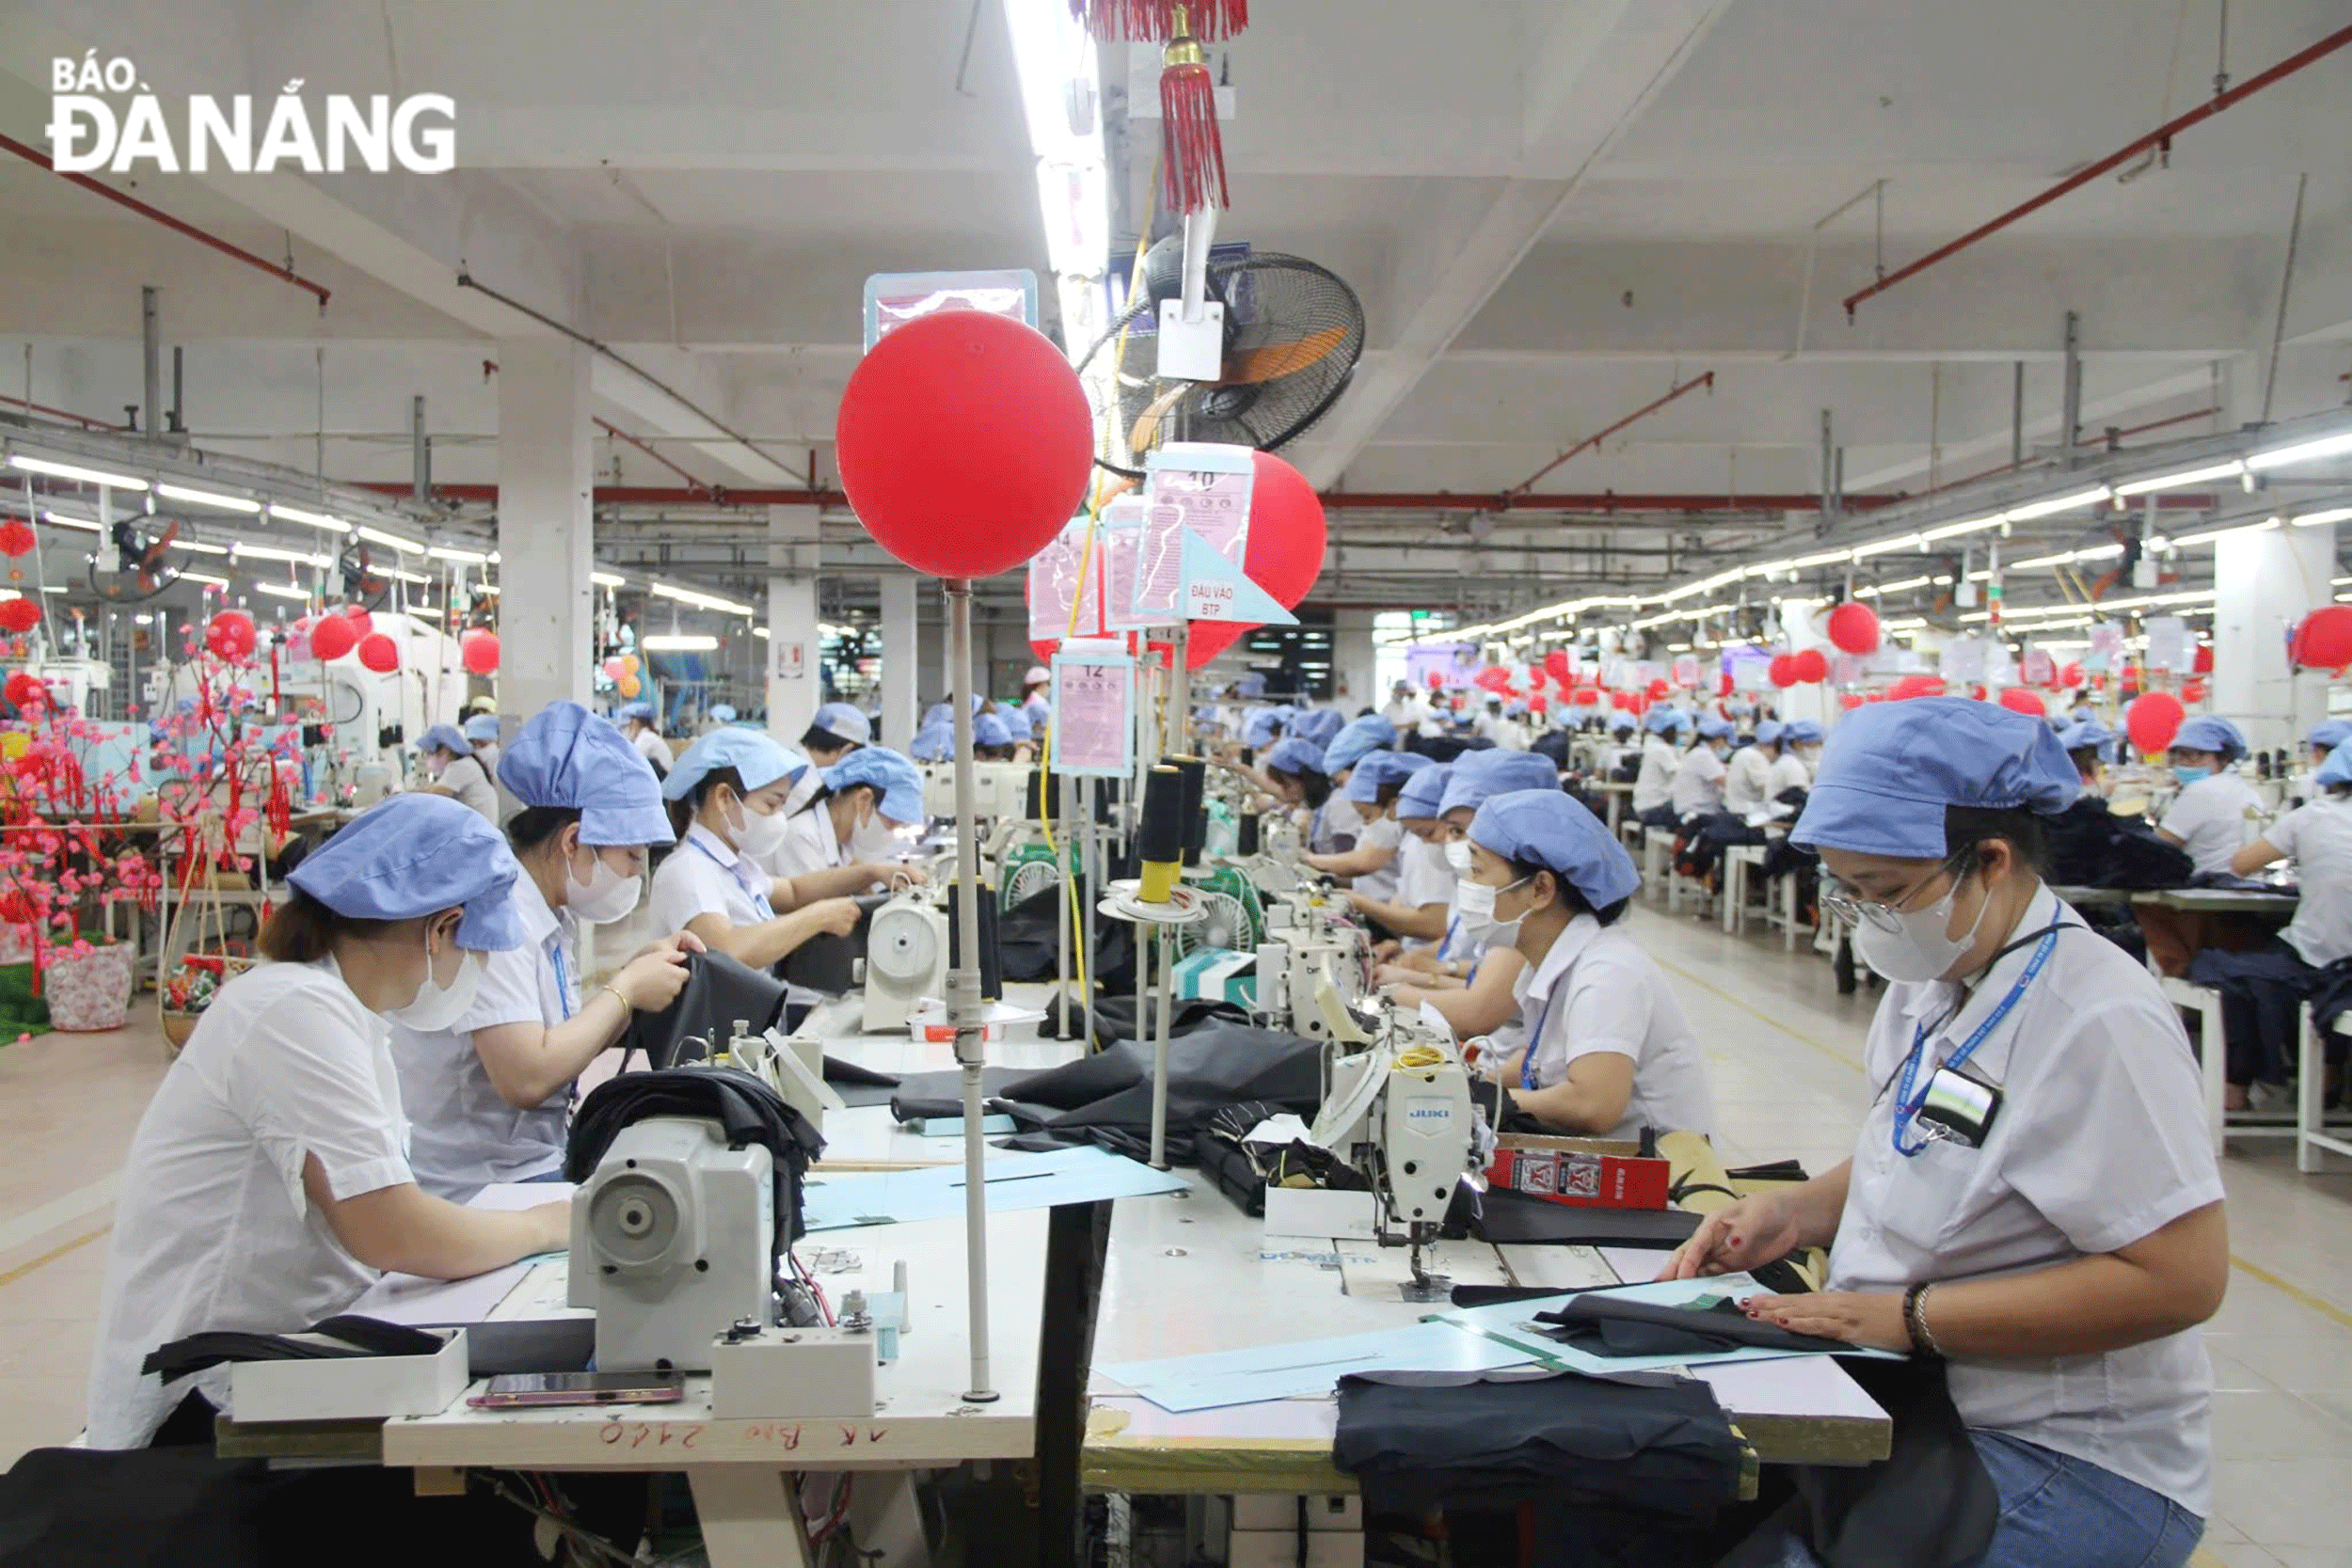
[1254,880,1371,1041]
[1309,1005,1482,1301]
[862,884,952,1033]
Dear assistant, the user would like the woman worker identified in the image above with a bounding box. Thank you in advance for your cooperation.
[772,746,932,887]
[1631,708,1686,828]
[1665,697,2225,1568]
[1668,713,1735,824]
[1309,715,1395,854]
[1306,751,1429,913]
[87,795,573,1449]
[645,728,865,979]
[419,722,499,823]
[1771,718,1821,800]
[462,712,502,780]
[616,700,672,777]
[390,703,702,1199]
[1459,788,1714,1138]
[2154,716,2261,874]
[800,703,871,769]
[1355,760,1454,957]
[1259,736,1334,823]
[1724,720,1782,819]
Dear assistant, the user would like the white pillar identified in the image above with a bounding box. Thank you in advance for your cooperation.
[880,573,919,750]
[1333,610,1378,710]
[2214,520,2333,753]
[765,507,819,743]
[495,338,594,719]
[1774,598,1830,726]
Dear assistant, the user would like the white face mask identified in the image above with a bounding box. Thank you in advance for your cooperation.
[564,845,643,925]
[389,939,485,1030]
[1455,875,1531,946]
[846,800,903,863]
[1850,864,1993,985]
[724,793,791,859]
[1443,839,1475,876]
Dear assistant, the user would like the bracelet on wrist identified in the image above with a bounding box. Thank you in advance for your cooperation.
[601,984,633,1019]
[1903,1282,1944,1358]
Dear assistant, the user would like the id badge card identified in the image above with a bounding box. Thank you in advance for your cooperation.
[1915,1060,2004,1148]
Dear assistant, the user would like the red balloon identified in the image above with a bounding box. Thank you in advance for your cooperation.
[1839,691,1867,711]
[1768,654,1798,689]
[1997,688,2047,718]
[1645,678,1669,701]
[2192,643,2214,674]
[1888,674,1947,701]
[0,521,33,559]
[1717,672,1734,698]
[834,311,1093,581]
[0,598,38,635]
[1184,622,1248,670]
[1544,650,1572,685]
[2292,606,2352,672]
[1241,452,1327,610]
[2126,691,2185,754]
[357,632,401,673]
[2120,667,2142,696]
[1476,665,1512,692]
[1791,648,1828,684]
[1527,667,1547,690]
[2181,678,2209,704]
[340,604,373,635]
[1969,683,1988,703]
[2058,661,2084,689]
[1826,602,1881,657]
[309,615,358,661]
[1611,691,1633,711]
[460,630,500,676]
[1529,695,1549,714]
[1425,669,1447,691]
[205,610,257,661]
[1572,689,1601,706]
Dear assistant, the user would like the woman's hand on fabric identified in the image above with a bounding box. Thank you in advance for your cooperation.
[615,942,693,1012]
[1657,1191,1804,1281]
[1741,1291,1912,1353]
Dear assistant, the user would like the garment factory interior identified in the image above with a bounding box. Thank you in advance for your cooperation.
[0,2,2350,1565]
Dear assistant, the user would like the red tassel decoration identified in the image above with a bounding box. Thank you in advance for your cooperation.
[1069,0,1247,42]
[1160,23,1228,213]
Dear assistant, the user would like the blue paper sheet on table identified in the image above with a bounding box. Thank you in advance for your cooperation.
[1098,1321,1535,1414]
[799,1145,1189,1231]
[1437,1273,1904,1379]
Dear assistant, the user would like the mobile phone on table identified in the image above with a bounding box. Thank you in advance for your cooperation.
[467,1370,685,1408]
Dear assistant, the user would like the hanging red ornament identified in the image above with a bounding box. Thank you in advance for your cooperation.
[2192,643,2214,674]
[4,672,45,711]
[1544,650,1572,685]
[2292,606,2352,672]
[1826,602,1881,656]
[1888,674,1947,701]
[0,599,38,635]
[1791,649,1829,684]
[2125,692,2185,754]
[1068,0,1248,42]
[1572,689,1601,706]
[0,521,34,559]
[310,615,358,661]
[1768,655,1798,689]
[459,630,501,676]
[356,633,401,673]
[1425,669,1447,691]
[1997,688,2047,718]
[1528,695,1549,714]
[2181,677,2209,704]
[1159,8,1228,213]
[205,610,257,662]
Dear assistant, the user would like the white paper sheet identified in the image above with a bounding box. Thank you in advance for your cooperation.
[345,1182,575,1324]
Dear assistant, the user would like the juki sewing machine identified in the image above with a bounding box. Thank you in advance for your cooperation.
[1254,879,1372,1041]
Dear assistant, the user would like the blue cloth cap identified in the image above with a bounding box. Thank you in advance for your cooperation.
[2171,715,2247,763]
[2308,720,2352,752]
[1644,708,1684,736]
[1242,709,1282,748]
[813,703,872,746]
[2318,746,2352,788]
[1396,763,1453,821]
[1790,697,2079,860]
[2060,717,2115,752]
[1784,720,1824,745]
[1321,715,1397,778]
[498,701,672,847]
[616,701,654,723]
[825,747,926,826]
[289,794,522,951]
[910,719,952,762]
[1263,736,1326,776]
[1000,706,1034,741]
[709,705,739,724]
[660,727,810,801]
[1289,708,1344,750]
[1343,750,1432,803]
[1755,721,1785,747]
[420,723,471,757]
[1696,716,1734,741]
[1438,748,1560,816]
[462,714,501,743]
[973,711,1011,749]
[1470,789,1641,910]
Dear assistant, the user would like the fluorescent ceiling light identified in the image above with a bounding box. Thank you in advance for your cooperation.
[1852,534,1923,559]
[1789,548,1851,569]
[180,571,229,587]
[2114,460,2246,498]
[380,565,432,584]
[2004,486,2111,522]
[1921,514,2004,543]
[154,482,260,514]
[355,525,424,554]
[428,546,491,564]
[7,454,148,490]
[1854,575,1932,599]
[2166,517,2280,548]
[591,571,628,589]
[251,581,310,600]
[754,626,771,640]
[38,585,66,595]
[642,633,721,652]
[2248,428,2352,471]
[1004,0,1108,279]
[2008,543,2124,570]
[269,503,350,533]
[174,538,230,555]
[232,543,329,566]
[649,582,756,616]
[38,509,102,533]
[2290,507,2352,529]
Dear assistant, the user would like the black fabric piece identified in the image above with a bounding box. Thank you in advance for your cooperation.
[1468,1188,1702,1247]
[2188,939,2337,1084]
[420,1316,596,1378]
[1040,992,1251,1054]
[1669,1180,1741,1206]
[564,1066,821,1251]
[1724,1160,1808,1182]
[1717,1356,1996,1568]
[822,1054,901,1088]
[1448,1284,1570,1309]
[1332,1365,1745,1520]
[995,884,1137,991]
[883,1066,1040,1123]
[945,881,1003,999]
[1761,837,1817,882]
[1534,1296,1849,1359]
[2043,798,2194,889]
[618,950,787,1070]
[1748,1256,1816,1298]
[140,1317,443,1382]
[1193,1100,1370,1212]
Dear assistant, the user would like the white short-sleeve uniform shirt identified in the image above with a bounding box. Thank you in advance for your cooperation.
[649,821,774,937]
[1311,794,1365,855]
[1724,745,1774,817]
[1632,738,1680,814]
[87,958,414,1448]
[767,806,851,1009]
[1395,833,1454,948]
[1352,815,1405,902]
[1827,885,2223,1515]
[1510,915,1716,1141]
[2158,771,2264,875]
[2264,799,2352,967]
[1670,746,1727,819]
[1769,750,1812,801]
[440,752,500,824]
[390,875,577,1199]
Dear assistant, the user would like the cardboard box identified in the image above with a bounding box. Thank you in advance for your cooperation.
[1486,1133,1669,1211]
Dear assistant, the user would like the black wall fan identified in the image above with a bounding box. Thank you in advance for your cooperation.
[1075,238,1365,480]
[338,541,394,610]
[87,515,185,603]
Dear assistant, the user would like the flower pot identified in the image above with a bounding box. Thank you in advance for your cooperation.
[43,944,134,1033]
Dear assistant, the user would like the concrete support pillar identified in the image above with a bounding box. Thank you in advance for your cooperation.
[495,338,594,721]
[880,573,919,749]
[1774,598,1830,727]
[1333,610,1379,710]
[765,507,820,743]
[2214,520,2333,752]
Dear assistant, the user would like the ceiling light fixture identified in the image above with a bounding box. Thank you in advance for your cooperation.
[642,633,721,653]
[2290,506,2352,529]
[2247,428,2352,470]
[427,546,493,564]
[7,454,149,490]
[1852,534,1924,559]
[37,509,103,533]
[180,571,229,587]
[355,525,425,554]
[2113,460,2246,498]
[268,503,351,533]
[591,571,628,588]
[2165,517,2280,548]
[154,482,261,514]
[1921,514,2005,543]
[232,543,329,566]
[2002,486,2112,522]
[251,581,310,600]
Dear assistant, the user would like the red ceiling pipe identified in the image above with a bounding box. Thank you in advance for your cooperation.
[0,132,332,309]
[1503,372,1715,502]
[358,482,850,506]
[0,393,123,431]
[2079,405,2222,445]
[1843,21,2352,317]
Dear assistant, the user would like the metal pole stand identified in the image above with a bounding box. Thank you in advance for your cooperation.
[945,579,997,1405]
[1094,885,1207,1169]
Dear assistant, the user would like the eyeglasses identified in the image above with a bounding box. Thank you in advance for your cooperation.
[1820,855,1968,933]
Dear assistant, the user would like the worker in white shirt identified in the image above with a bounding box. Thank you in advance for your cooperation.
[418,722,499,823]
[1021,665,1053,734]
[645,728,863,974]
[616,700,672,778]
[1667,697,2225,1568]
[1380,678,1426,730]
[1631,708,1686,827]
[1308,715,1393,853]
[2154,717,2262,876]
[1668,714,1734,822]
[1307,752,1429,916]
[1724,720,1780,818]
[87,795,572,1449]
[391,702,700,1200]
[462,712,502,782]
[1486,701,1531,752]
[1602,717,1642,780]
[1356,761,1454,956]
[1461,789,1714,1140]
[1772,718,1822,800]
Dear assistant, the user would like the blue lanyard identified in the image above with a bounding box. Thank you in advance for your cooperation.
[691,834,772,919]
[548,942,574,1022]
[1519,982,1565,1092]
[1891,927,2060,1156]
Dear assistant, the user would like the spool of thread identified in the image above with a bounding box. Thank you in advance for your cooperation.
[1136,765,1185,904]
[1236,812,1261,856]
[946,880,1003,1000]
[1024,768,1049,822]
[1174,756,1208,866]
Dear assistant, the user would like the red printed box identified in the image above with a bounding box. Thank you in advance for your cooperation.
[1486,1135,1669,1211]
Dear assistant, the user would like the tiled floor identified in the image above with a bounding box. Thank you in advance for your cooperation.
[3,904,2349,1560]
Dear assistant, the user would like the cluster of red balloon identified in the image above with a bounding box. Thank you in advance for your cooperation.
[2294,606,2352,672]
[1766,648,1829,688]
[300,605,399,673]
[458,628,500,676]
[0,598,40,636]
